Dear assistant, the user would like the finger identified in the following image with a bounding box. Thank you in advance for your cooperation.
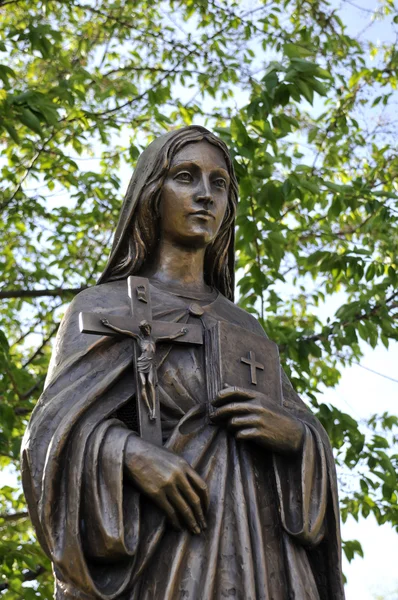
[156,496,183,531]
[212,386,256,407]
[211,402,263,422]
[186,468,210,513]
[227,415,262,430]
[178,479,207,531]
[168,489,201,534]
[235,427,263,441]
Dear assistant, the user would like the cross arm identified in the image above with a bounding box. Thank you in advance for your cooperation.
[153,322,202,345]
[100,318,141,340]
[79,312,203,345]
[79,312,137,337]
[156,327,188,343]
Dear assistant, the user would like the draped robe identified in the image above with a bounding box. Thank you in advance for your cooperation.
[21,280,345,600]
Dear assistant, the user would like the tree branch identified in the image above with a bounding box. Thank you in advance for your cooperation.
[0,131,57,211]
[341,0,382,14]
[87,67,180,118]
[23,324,59,368]
[75,2,200,58]
[0,286,86,299]
[11,302,63,347]
[14,406,33,415]
[0,0,24,6]
[248,197,264,321]
[21,376,46,400]
[102,65,206,78]
[4,365,23,401]
[297,291,398,346]
[83,2,243,119]
[0,510,29,522]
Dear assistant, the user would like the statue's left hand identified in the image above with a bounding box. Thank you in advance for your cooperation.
[211,386,305,454]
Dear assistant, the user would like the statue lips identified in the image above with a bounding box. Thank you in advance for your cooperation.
[190,209,216,220]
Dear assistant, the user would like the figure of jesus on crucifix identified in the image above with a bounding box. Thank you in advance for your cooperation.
[101,317,188,421]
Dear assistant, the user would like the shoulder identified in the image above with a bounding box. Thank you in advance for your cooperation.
[46,280,131,380]
[215,294,267,337]
[67,280,129,315]
[55,280,130,349]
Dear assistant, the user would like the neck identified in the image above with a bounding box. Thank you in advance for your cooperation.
[142,238,210,293]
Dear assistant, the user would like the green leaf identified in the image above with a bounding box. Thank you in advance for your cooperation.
[18,108,43,136]
[284,44,313,59]
[4,123,20,144]
[231,116,249,145]
[295,79,314,104]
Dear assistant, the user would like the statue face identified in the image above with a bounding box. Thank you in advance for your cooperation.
[139,322,151,336]
[159,140,230,248]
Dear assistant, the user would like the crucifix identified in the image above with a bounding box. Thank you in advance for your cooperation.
[79,276,203,445]
[240,350,264,385]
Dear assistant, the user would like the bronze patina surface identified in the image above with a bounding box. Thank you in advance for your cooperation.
[21,126,345,599]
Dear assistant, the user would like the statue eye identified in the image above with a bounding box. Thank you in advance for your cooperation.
[175,171,193,183]
[214,178,227,189]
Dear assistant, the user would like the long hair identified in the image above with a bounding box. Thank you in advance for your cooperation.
[98,126,238,300]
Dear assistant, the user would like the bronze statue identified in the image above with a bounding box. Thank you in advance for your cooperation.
[21,126,345,599]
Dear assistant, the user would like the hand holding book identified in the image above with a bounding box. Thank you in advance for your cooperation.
[211,386,305,455]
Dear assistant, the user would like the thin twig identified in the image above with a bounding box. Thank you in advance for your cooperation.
[20,375,46,400]
[4,365,23,401]
[0,287,86,299]
[296,291,398,346]
[22,324,59,368]
[0,0,24,6]
[248,196,264,321]
[0,131,57,211]
[353,362,398,384]
[0,510,29,522]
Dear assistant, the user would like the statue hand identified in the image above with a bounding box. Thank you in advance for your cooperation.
[211,386,305,454]
[124,436,209,534]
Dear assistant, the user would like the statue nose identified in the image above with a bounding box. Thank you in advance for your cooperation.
[197,194,213,207]
[196,177,213,205]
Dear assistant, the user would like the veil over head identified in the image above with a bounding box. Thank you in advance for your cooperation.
[97,125,238,300]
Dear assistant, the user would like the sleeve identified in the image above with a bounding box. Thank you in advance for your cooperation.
[272,369,330,547]
[273,369,346,598]
[273,423,327,546]
[82,422,140,562]
[20,286,150,599]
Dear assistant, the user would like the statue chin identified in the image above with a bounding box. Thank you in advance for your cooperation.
[159,223,221,250]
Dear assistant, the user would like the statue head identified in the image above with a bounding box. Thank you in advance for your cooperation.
[139,320,151,336]
[98,126,239,300]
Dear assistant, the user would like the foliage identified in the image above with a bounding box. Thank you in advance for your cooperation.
[373,587,398,600]
[0,0,397,595]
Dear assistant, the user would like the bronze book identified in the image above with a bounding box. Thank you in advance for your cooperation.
[205,320,283,417]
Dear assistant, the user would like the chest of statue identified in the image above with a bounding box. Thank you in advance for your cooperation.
[139,339,156,355]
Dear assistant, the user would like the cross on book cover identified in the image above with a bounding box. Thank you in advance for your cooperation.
[205,320,283,416]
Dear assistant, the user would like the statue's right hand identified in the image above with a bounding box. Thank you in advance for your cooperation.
[124,436,208,535]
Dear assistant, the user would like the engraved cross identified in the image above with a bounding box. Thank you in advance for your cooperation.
[240,350,264,385]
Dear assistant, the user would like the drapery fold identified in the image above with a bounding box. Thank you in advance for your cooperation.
[274,423,327,545]
[21,280,345,599]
